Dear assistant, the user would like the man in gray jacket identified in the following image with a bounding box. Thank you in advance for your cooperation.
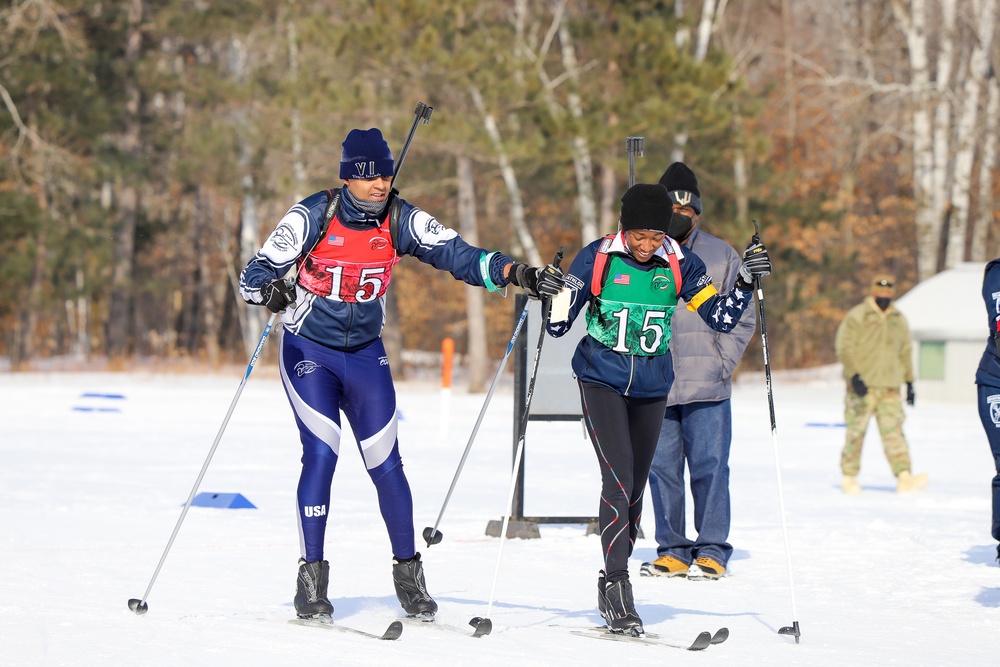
[641,163,756,580]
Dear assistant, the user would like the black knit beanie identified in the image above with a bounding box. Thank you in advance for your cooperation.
[620,184,672,232]
[340,128,394,180]
[658,162,703,214]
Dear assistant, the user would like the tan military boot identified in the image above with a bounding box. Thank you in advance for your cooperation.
[897,470,929,494]
[841,475,862,494]
[640,555,689,577]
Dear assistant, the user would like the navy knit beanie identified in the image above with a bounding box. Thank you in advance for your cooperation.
[658,162,703,214]
[620,184,672,233]
[340,128,394,180]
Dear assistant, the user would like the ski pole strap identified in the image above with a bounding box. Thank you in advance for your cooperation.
[479,251,503,292]
[386,191,402,249]
[319,189,341,239]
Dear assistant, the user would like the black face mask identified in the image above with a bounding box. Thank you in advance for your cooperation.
[667,211,694,242]
[875,296,892,311]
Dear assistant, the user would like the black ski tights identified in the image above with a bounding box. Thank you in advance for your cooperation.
[579,381,667,581]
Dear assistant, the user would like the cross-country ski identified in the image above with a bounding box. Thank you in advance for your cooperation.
[286,616,403,641]
[566,625,728,651]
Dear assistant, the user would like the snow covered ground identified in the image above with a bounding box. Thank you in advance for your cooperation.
[2,364,998,665]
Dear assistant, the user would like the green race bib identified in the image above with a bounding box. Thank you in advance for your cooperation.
[586,255,678,356]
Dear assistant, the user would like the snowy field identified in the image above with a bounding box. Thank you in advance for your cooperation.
[1,363,998,666]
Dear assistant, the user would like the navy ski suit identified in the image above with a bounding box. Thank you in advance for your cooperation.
[240,187,514,562]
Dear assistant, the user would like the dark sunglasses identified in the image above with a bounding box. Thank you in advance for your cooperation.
[875,279,894,287]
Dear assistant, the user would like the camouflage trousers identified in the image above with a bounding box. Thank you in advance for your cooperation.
[841,386,910,477]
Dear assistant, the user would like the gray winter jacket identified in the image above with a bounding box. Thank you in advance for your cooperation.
[666,227,757,405]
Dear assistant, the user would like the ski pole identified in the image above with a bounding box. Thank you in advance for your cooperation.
[626,136,644,188]
[128,311,279,615]
[469,249,562,638]
[391,102,434,192]
[422,301,531,548]
[750,219,801,643]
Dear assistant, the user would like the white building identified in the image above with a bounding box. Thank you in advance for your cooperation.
[894,262,988,403]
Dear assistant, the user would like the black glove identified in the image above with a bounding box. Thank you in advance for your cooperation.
[260,279,296,313]
[509,263,565,299]
[535,263,566,296]
[736,240,772,289]
[850,373,868,397]
[906,382,915,406]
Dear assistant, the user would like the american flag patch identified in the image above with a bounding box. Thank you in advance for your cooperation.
[613,273,630,285]
[327,235,345,246]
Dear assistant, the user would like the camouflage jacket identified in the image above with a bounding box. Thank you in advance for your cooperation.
[835,298,913,388]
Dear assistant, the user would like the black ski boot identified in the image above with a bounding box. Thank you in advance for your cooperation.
[597,570,608,620]
[392,553,437,619]
[603,576,643,634]
[294,558,333,618]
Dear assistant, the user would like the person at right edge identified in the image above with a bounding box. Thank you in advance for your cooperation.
[641,163,756,582]
[835,275,927,495]
[545,183,772,635]
[975,258,1000,565]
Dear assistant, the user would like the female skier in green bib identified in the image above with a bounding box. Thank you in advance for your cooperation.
[545,183,771,635]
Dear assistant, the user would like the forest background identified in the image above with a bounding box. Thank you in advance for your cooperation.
[2,0,999,389]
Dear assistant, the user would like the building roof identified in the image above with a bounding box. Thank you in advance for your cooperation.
[894,262,987,341]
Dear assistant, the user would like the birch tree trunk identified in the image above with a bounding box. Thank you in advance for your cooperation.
[971,75,999,261]
[732,128,749,227]
[781,0,796,149]
[227,34,265,359]
[675,0,690,48]
[469,86,542,267]
[74,267,89,360]
[287,9,306,202]
[673,0,718,162]
[514,0,598,242]
[599,161,617,236]
[891,0,938,279]
[945,0,997,267]
[930,0,957,265]
[456,156,488,392]
[556,14,599,242]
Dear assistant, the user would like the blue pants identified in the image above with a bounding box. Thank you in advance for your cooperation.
[648,399,733,567]
[279,332,415,562]
[977,384,1000,543]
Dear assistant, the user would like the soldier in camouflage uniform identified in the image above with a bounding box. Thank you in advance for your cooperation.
[835,275,927,494]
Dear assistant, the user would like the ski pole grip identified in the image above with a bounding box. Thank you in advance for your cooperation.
[416,102,434,123]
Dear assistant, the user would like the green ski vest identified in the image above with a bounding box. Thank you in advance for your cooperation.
[586,254,679,356]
